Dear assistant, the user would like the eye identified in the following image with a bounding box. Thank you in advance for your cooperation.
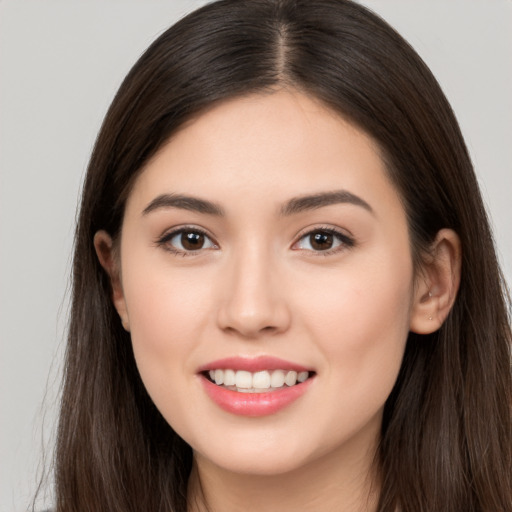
[293,228,354,254]
[158,227,217,254]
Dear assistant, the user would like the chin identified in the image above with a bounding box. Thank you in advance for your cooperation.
[200,448,312,477]
[188,424,335,478]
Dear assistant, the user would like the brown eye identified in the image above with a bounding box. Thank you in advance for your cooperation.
[309,231,334,250]
[294,228,354,253]
[162,228,216,253]
[181,231,205,250]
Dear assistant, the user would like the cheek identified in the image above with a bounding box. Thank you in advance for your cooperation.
[119,250,214,402]
[295,249,413,397]
[127,276,196,352]
[121,232,212,336]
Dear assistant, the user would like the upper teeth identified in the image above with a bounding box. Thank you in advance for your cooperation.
[208,369,309,391]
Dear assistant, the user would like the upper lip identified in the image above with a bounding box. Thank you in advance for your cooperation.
[197,356,312,373]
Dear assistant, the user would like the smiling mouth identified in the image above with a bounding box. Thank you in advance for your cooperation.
[204,369,314,393]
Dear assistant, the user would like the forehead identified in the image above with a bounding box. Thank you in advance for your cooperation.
[126,89,403,221]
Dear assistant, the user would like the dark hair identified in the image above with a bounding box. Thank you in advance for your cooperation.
[54,1,511,511]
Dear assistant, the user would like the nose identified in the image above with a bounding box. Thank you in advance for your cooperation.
[216,245,291,338]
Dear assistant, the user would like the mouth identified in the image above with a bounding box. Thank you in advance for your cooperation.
[203,368,313,393]
[198,357,316,416]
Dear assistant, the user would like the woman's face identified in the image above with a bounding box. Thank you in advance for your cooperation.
[111,90,421,476]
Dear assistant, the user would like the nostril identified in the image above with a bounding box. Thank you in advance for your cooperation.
[216,284,292,338]
[221,324,280,338]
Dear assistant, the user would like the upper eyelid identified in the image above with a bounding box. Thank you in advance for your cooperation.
[293,224,354,242]
[158,225,215,241]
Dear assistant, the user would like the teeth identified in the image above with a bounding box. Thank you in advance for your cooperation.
[235,370,252,389]
[253,370,271,389]
[214,369,224,385]
[270,370,285,388]
[206,369,310,391]
[297,371,309,383]
[285,370,297,386]
[223,369,236,386]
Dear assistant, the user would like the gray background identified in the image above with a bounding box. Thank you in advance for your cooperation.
[1,1,510,510]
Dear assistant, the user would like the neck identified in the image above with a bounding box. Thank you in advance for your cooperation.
[187,428,380,512]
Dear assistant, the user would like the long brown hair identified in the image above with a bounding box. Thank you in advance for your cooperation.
[54,1,512,510]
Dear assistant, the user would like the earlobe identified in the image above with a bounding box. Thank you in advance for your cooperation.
[410,229,461,334]
[93,230,130,332]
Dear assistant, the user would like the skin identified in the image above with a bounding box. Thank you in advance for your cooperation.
[95,89,460,512]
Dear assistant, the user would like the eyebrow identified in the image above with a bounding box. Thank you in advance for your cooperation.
[142,189,373,217]
[280,190,374,216]
[142,193,225,216]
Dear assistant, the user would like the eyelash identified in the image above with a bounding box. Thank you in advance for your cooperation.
[156,225,355,257]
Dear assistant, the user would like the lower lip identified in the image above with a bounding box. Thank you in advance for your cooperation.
[200,375,313,417]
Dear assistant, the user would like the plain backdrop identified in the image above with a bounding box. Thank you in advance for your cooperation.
[1,1,510,510]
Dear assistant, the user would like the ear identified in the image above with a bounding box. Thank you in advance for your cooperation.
[410,229,461,334]
[93,230,130,332]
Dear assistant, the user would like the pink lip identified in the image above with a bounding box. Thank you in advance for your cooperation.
[197,356,315,417]
[200,375,313,417]
[197,356,311,373]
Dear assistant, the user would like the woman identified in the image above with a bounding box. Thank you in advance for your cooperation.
[53,0,511,511]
